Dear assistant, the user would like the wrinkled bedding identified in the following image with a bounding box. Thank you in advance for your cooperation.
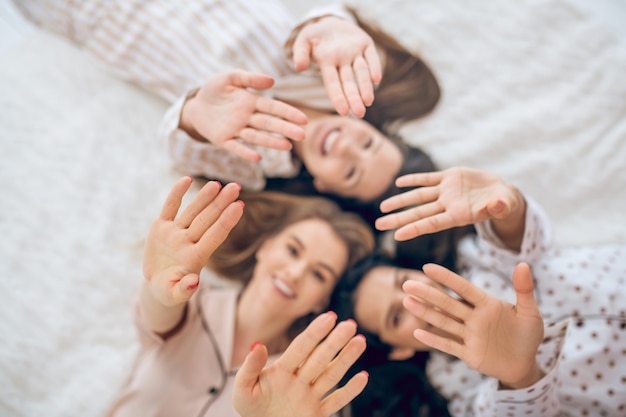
[0,0,624,416]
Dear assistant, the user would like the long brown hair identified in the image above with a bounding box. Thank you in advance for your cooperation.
[352,8,441,132]
[207,190,375,284]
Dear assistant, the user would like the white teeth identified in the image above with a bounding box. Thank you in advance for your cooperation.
[323,130,340,155]
[274,278,295,298]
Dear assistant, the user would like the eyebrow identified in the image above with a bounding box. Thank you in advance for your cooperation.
[291,234,341,279]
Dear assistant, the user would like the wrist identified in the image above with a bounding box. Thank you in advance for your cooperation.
[498,361,544,390]
[179,91,208,143]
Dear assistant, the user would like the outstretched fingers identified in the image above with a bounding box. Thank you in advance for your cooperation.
[512,263,539,315]
[421,263,486,307]
[376,199,441,231]
[395,171,443,189]
[402,281,469,331]
[379,185,439,214]
[276,312,338,373]
[181,182,242,243]
[339,63,366,118]
[296,319,360,384]
[363,44,382,87]
[175,180,222,229]
[352,56,374,107]
[320,370,368,416]
[160,176,194,221]
[227,69,275,91]
[321,65,350,117]
[235,341,270,393]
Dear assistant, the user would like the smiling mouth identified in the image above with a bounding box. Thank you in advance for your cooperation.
[321,129,340,156]
[273,278,295,298]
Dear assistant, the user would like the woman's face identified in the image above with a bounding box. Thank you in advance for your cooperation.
[293,112,402,201]
[353,265,452,359]
[249,218,349,320]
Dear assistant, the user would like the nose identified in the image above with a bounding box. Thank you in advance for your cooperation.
[283,259,308,283]
[334,134,358,158]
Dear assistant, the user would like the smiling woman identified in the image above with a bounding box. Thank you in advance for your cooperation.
[106,178,375,417]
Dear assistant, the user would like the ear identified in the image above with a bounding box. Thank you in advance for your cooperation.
[255,236,271,261]
[388,346,416,361]
[312,177,327,193]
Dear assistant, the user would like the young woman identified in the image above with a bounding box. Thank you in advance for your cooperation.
[333,167,626,417]
[15,0,440,205]
[16,0,445,271]
[106,177,375,417]
[169,11,441,202]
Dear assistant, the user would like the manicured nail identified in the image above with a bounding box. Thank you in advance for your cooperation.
[250,341,263,352]
[187,282,199,291]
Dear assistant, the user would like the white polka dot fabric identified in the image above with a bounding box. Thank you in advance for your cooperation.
[428,199,626,416]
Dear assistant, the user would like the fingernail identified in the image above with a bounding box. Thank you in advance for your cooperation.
[492,201,505,213]
[187,282,199,290]
[345,318,357,326]
[250,341,263,352]
[237,200,245,208]
[326,311,337,321]
[356,334,366,342]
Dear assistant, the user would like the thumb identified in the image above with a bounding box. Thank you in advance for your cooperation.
[292,38,312,72]
[229,70,275,91]
[512,263,538,314]
[171,273,200,302]
[486,198,511,219]
[235,342,269,391]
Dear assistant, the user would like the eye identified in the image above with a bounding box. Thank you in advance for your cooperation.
[312,269,326,283]
[287,244,299,257]
[364,137,373,149]
[392,307,403,328]
[345,166,356,180]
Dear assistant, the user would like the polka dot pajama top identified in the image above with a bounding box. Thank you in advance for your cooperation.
[428,198,626,417]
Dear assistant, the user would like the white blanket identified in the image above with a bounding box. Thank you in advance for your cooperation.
[0,0,624,416]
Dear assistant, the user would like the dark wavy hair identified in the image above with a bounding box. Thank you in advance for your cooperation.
[331,254,452,417]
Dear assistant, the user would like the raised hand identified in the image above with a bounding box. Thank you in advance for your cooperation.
[292,15,382,118]
[376,167,526,242]
[233,312,368,417]
[402,263,545,389]
[180,70,308,161]
[143,177,244,308]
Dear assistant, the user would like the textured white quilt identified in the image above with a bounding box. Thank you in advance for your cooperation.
[0,1,624,416]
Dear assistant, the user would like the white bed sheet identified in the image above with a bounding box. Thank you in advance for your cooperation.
[0,1,624,416]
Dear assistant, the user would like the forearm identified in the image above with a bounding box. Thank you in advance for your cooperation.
[139,281,187,335]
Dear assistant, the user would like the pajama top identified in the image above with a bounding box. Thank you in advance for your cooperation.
[16,0,349,190]
[428,198,626,417]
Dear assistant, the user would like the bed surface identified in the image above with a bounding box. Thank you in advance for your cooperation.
[1,0,624,416]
